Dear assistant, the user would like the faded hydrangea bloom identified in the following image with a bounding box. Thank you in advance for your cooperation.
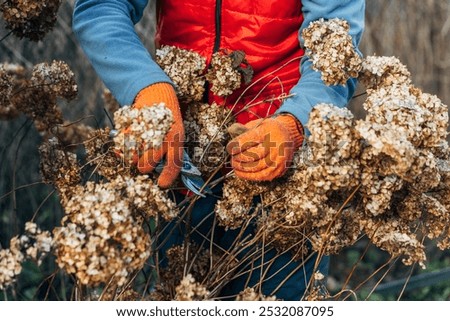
[1,0,62,41]
[53,177,153,287]
[359,56,411,89]
[174,274,210,301]
[205,51,245,97]
[31,61,78,101]
[0,63,27,120]
[84,128,130,181]
[113,103,173,164]
[123,175,178,221]
[302,18,362,86]
[156,45,206,102]
[39,137,81,205]
[0,237,24,290]
[236,288,277,301]
[9,61,77,132]
[184,101,234,177]
[0,222,53,290]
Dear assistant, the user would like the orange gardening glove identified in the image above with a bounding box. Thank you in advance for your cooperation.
[133,83,185,188]
[226,114,303,181]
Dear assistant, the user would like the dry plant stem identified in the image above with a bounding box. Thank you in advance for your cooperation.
[30,189,55,222]
[234,76,287,119]
[229,56,303,114]
[337,238,373,300]
[341,258,396,301]
[396,263,417,301]
[11,120,34,223]
[365,257,400,300]
[305,185,361,294]
[0,182,45,202]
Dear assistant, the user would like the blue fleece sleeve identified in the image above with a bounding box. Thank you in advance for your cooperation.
[73,0,173,106]
[276,0,365,133]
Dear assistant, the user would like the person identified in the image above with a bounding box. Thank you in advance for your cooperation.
[73,0,365,300]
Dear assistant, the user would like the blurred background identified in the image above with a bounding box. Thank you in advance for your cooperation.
[1,0,449,300]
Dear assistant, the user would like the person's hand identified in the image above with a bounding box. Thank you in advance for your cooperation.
[133,83,185,188]
[226,114,303,181]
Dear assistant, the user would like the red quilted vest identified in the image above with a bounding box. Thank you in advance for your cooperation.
[156,0,304,124]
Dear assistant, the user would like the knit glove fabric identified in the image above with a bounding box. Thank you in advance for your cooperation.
[133,83,185,188]
[226,114,303,181]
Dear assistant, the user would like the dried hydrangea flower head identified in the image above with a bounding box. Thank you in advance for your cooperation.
[307,103,361,165]
[216,176,269,229]
[236,288,277,301]
[0,63,27,120]
[123,175,178,221]
[184,102,234,177]
[0,222,53,290]
[156,45,206,102]
[31,60,78,101]
[0,237,25,290]
[302,18,362,86]
[1,0,62,41]
[360,56,411,89]
[53,177,153,287]
[150,243,217,300]
[10,61,77,132]
[206,50,252,97]
[39,137,81,205]
[174,274,210,301]
[113,103,174,164]
[84,127,132,181]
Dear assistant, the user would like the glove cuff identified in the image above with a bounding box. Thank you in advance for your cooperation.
[276,114,304,150]
[134,83,179,111]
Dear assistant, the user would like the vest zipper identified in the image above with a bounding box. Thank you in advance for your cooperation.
[213,0,222,53]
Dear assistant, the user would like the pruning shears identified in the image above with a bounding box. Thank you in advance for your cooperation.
[155,150,212,197]
[110,129,211,197]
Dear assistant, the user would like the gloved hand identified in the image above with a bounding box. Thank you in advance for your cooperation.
[226,114,303,181]
[133,83,185,188]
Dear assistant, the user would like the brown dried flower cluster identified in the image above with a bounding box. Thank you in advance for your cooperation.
[123,175,178,221]
[156,45,206,102]
[84,127,131,181]
[359,56,411,90]
[302,18,362,86]
[149,243,215,300]
[1,0,62,41]
[174,274,210,301]
[52,176,154,287]
[9,60,77,132]
[31,60,77,101]
[40,121,94,150]
[216,176,269,229]
[0,237,24,290]
[235,288,277,301]
[184,102,234,177]
[0,63,27,119]
[39,137,81,205]
[206,51,245,97]
[0,222,52,290]
[113,103,173,164]
[156,46,252,103]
